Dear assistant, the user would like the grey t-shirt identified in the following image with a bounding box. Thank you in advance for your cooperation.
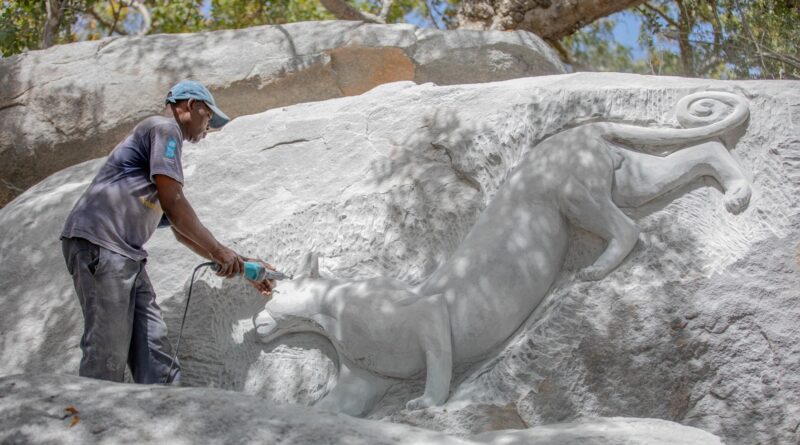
[61,116,184,261]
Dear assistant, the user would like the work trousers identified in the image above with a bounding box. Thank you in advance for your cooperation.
[61,237,180,384]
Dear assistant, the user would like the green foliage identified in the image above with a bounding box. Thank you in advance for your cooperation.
[208,0,331,29]
[148,1,207,34]
[353,0,457,28]
[0,0,462,58]
[562,18,637,73]
[2,0,796,81]
[565,0,800,79]
[1,0,97,56]
[0,0,333,57]
[0,1,45,56]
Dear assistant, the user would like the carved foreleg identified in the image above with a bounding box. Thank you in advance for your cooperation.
[405,294,453,410]
[611,141,751,214]
[561,176,641,281]
[315,359,392,417]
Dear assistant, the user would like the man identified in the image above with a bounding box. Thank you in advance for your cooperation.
[61,80,273,385]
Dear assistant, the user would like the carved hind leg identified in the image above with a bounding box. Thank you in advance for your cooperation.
[561,176,640,281]
[405,294,453,410]
[611,141,751,214]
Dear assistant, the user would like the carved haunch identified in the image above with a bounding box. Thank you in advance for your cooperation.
[253,91,752,416]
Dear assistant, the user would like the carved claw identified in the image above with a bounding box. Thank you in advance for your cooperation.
[578,265,607,281]
[723,180,751,215]
[405,395,437,411]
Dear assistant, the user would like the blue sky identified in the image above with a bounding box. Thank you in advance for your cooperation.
[611,10,646,59]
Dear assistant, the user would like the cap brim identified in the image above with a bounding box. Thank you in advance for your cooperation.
[207,103,230,129]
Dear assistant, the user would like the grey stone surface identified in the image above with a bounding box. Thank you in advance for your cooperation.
[0,373,723,445]
[0,73,798,444]
[0,20,564,207]
[0,373,472,445]
[473,417,725,445]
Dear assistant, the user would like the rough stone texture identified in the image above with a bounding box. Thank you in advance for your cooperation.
[0,374,721,445]
[0,20,564,207]
[473,417,725,444]
[0,373,472,445]
[1,73,798,444]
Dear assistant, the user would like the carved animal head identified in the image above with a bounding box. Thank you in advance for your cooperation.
[253,252,327,343]
[253,279,320,343]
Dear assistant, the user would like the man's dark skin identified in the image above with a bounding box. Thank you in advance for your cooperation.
[158,98,275,296]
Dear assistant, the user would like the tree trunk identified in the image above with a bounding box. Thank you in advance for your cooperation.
[42,0,67,49]
[457,0,646,41]
[319,0,383,23]
[676,0,696,76]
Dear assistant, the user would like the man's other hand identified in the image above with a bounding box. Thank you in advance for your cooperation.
[245,258,277,298]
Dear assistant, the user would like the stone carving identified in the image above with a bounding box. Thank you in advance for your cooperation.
[253,91,752,416]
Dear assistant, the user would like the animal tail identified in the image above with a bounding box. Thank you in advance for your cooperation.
[602,91,749,149]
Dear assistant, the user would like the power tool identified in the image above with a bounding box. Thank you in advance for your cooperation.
[215,261,293,282]
[164,260,292,383]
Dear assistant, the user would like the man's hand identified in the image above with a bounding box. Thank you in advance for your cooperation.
[244,258,277,298]
[211,245,243,278]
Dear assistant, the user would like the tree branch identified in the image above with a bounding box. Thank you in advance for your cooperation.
[379,0,394,22]
[458,0,646,38]
[641,1,679,29]
[547,38,573,65]
[125,0,152,35]
[734,0,769,77]
[109,1,122,36]
[319,0,383,23]
[42,0,68,49]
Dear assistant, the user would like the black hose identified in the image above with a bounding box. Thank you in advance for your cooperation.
[164,261,217,384]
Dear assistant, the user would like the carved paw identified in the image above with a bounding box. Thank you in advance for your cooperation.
[578,265,607,281]
[724,180,751,215]
[253,310,277,340]
[405,395,436,411]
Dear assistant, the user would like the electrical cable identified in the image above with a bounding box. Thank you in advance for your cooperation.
[164,261,216,384]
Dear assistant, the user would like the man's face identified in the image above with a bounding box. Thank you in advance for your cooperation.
[186,99,212,143]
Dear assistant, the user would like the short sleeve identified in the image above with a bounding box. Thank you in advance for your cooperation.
[149,123,184,185]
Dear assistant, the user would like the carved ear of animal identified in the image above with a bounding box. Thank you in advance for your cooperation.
[298,251,320,279]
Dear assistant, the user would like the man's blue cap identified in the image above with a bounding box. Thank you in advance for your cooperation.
[166,80,230,129]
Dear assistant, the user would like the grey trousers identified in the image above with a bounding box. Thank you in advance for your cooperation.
[62,237,180,384]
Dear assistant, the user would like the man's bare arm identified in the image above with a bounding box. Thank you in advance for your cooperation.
[171,227,213,260]
[154,174,242,277]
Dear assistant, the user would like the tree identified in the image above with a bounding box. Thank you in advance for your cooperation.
[456,0,646,40]
[2,0,798,80]
[632,0,800,79]
[0,0,332,56]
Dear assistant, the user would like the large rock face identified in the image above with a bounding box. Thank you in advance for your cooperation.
[0,374,722,444]
[0,73,798,444]
[0,20,563,207]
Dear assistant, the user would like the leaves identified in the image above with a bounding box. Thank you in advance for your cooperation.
[562,0,800,79]
[64,405,80,428]
[1,0,796,80]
